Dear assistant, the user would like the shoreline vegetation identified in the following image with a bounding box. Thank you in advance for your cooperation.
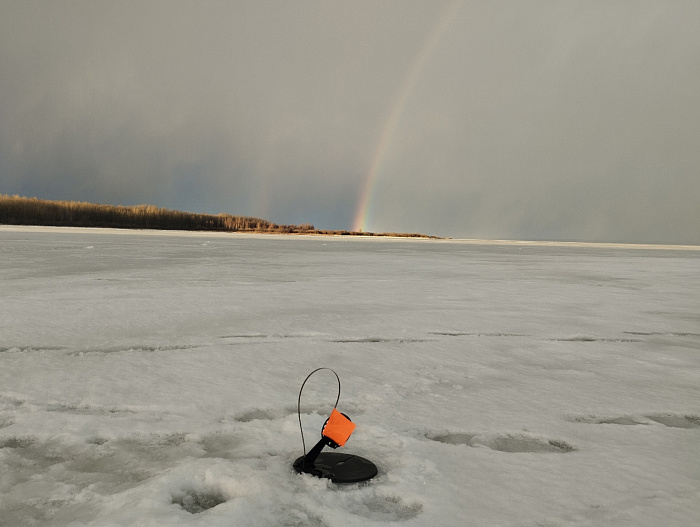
[0,194,440,239]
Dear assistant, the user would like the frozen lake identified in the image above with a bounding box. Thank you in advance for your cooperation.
[1,226,699,526]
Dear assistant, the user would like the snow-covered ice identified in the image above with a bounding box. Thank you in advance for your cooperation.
[1,226,699,526]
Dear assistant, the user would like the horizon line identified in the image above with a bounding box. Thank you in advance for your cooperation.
[2,225,698,250]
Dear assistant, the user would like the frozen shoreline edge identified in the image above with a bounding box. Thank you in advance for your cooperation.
[2,224,699,250]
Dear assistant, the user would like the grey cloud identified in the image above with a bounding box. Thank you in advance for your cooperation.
[1,1,699,243]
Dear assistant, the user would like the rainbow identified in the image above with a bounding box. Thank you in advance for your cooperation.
[353,0,463,233]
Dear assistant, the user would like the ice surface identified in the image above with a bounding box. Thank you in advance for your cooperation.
[1,226,699,526]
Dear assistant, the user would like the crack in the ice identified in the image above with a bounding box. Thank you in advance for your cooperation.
[0,346,65,353]
[220,333,324,341]
[46,403,138,415]
[624,331,700,337]
[549,336,642,342]
[567,413,700,429]
[644,414,700,429]
[330,337,429,343]
[429,332,530,337]
[219,334,268,339]
[234,403,363,423]
[427,432,576,453]
[0,436,37,449]
[68,344,199,356]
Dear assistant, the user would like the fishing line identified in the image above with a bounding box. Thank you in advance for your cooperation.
[297,367,341,458]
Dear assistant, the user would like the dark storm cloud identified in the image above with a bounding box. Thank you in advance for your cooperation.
[1,1,699,243]
[366,1,700,243]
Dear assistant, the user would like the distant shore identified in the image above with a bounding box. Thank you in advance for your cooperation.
[3,224,699,251]
[0,224,438,241]
[0,194,441,239]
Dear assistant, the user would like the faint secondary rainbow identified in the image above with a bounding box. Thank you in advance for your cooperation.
[353,0,463,232]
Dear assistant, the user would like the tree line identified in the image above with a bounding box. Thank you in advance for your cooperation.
[0,194,314,233]
[0,194,438,238]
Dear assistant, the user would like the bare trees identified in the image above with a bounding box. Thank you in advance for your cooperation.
[0,194,437,238]
[0,195,311,233]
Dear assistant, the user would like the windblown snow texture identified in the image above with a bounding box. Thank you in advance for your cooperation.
[1,227,699,526]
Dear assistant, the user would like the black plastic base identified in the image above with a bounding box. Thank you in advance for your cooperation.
[293,452,378,483]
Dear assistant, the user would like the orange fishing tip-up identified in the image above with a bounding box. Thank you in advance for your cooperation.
[292,368,378,483]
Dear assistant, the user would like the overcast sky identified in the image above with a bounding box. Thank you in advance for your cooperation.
[1,1,699,243]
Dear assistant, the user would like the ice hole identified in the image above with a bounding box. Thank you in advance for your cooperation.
[172,489,228,514]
